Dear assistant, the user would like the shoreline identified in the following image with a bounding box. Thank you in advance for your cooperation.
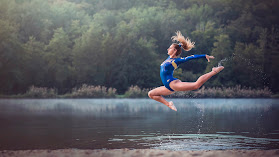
[1,149,279,157]
[0,85,275,99]
[0,97,277,99]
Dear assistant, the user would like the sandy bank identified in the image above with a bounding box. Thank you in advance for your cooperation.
[1,149,279,157]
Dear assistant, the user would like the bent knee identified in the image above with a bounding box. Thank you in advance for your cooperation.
[193,83,202,90]
[148,91,153,98]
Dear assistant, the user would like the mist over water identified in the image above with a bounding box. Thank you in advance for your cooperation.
[0,99,278,151]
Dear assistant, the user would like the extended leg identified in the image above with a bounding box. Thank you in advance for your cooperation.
[170,66,224,91]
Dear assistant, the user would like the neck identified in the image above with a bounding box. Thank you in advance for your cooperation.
[170,54,177,58]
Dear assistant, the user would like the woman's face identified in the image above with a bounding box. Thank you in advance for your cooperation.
[167,44,177,56]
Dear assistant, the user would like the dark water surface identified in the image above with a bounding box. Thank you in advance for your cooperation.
[0,98,278,151]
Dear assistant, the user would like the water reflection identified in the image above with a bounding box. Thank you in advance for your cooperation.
[0,98,278,150]
[110,133,279,150]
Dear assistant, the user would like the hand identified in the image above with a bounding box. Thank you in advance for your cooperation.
[206,55,214,62]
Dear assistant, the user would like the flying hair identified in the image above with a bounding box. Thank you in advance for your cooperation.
[171,31,195,51]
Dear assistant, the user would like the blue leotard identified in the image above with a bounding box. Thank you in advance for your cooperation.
[160,54,206,91]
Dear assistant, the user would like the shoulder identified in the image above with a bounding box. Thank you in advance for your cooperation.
[161,58,174,65]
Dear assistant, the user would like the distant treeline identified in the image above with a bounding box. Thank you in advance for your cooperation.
[0,0,279,95]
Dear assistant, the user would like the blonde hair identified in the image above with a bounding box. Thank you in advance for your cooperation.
[171,31,195,51]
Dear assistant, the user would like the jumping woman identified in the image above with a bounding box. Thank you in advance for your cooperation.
[148,31,224,111]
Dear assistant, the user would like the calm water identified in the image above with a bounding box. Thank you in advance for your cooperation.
[0,98,279,150]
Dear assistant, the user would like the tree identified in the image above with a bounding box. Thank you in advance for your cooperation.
[0,18,26,94]
[205,34,233,87]
[45,28,73,93]
[23,36,47,87]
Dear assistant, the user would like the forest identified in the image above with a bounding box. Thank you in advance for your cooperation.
[0,0,278,95]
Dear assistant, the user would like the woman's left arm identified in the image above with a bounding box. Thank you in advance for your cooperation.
[175,54,215,66]
[175,54,205,64]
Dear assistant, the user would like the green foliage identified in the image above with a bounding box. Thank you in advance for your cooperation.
[174,69,200,82]
[124,86,149,98]
[67,84,116,98]
[232,42,265,88]
[0,0,278,95]
[170,86,272,98]
[23,36,47,86]
[45,27,74,92]
[0,9,26,94]
[189,22,218,73]
[1,85,272,98]
[24,86,57,98]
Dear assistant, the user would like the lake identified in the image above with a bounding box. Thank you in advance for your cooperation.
[0,98,278,151]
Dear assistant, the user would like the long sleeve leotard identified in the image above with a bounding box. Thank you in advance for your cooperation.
[160,54,206,91]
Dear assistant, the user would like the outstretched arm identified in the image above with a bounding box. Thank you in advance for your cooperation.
[175,54,204,64]
[185,54,206,61]
[175,54,215,66]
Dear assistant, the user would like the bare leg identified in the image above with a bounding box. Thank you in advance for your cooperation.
[148,86,177,111]
[170,66,224,91]
[149,66,223,111]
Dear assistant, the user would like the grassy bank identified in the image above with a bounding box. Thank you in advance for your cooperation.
[0,85,274,99]
[168,86,272,98]
[62,84,117,98]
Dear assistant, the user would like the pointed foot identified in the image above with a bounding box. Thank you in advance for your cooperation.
[212,66,224,74]
[168,101,177,111]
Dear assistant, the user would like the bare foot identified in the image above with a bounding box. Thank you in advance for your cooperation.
[212,66,224,74]
[167,101,177,111]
